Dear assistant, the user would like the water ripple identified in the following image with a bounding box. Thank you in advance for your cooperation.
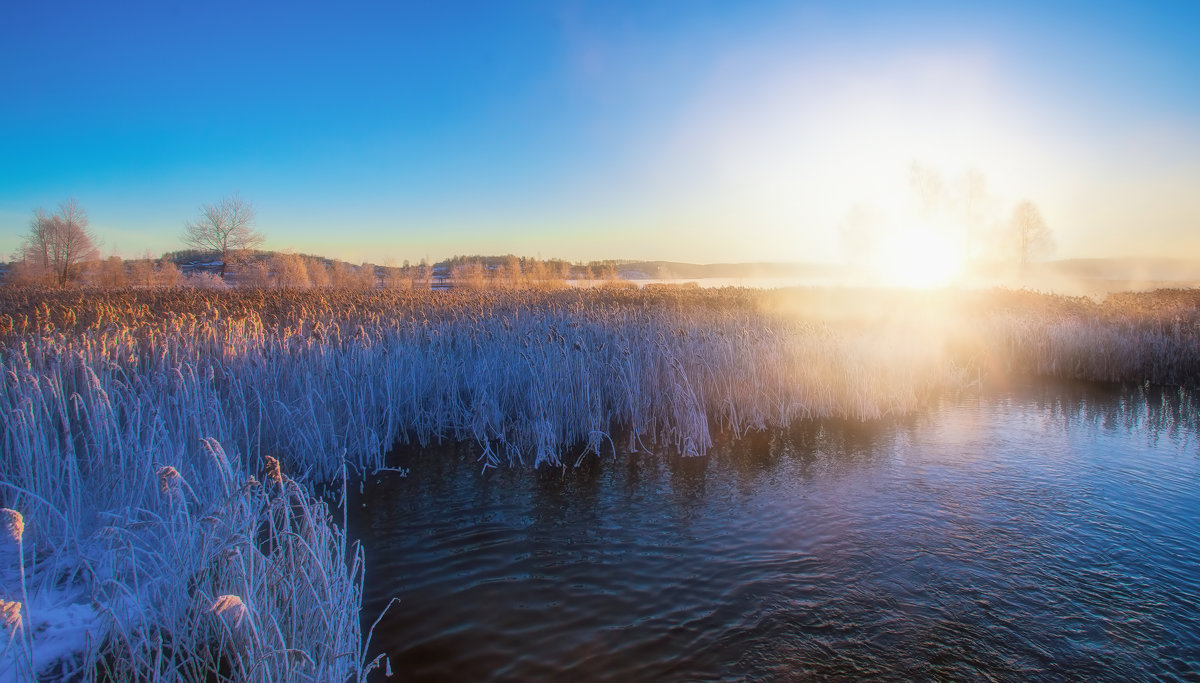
[352,382,1200,681]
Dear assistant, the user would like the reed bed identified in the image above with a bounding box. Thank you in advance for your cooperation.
[0,284,1197,679]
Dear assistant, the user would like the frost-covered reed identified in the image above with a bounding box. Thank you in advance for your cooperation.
[0,508,32,681]
[0,285,1196,678]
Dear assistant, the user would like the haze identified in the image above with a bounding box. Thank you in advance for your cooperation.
[1,1,1197,265]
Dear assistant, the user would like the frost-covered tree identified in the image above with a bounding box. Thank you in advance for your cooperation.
[155,257,182,287]
[1009,200,1054,270]
[181,194,264,276]
[271,253,310,288]
[19,199,99,286]
[307,258,332,287]
[93,255,128,288]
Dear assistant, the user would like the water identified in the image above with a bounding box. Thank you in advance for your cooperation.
[351,381,1200,681]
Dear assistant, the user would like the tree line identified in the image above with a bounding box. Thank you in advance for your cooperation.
[6,195,625,289]
[9,173,1057,288]
[9,195,265,287]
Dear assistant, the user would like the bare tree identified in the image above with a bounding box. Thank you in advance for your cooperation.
[24,208,54,272]
[20,199,100,286]
[181,194,264,276]
[1010,200,1054,271]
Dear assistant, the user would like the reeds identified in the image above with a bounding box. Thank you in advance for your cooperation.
[0,508,33,681]
[81,441,368,682]
[0,284,1196,678]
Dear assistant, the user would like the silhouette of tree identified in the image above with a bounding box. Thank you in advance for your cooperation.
[1009,199,1054,271]
[182,194,264,276]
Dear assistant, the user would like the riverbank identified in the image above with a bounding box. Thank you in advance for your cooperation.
[1,285,1197,679]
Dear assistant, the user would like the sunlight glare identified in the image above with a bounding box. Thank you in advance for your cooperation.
[870,228,962,288]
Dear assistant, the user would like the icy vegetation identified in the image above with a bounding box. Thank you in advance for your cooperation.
[1,285,1198,679]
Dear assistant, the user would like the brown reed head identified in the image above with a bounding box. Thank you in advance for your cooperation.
[157,466,181,493]
[0,599,20,633]
[264,455,283,484]
[210,594,248,630]
[0,508,23,545]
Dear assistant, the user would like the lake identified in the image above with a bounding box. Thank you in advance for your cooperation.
[351,380,1200,681]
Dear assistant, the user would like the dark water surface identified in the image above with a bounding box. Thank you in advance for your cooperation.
[351,382,1200,681]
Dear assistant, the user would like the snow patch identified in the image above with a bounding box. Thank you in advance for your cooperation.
[1,585,104,681]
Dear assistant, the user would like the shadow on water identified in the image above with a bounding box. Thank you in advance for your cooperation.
[348,381,1200,681]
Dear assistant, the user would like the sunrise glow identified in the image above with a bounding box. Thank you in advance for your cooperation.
[2,4,1200,681]
[869,228,964,288]
[2,3,1198,266]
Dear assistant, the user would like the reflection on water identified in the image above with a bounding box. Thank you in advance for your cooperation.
[351,382,1200,681]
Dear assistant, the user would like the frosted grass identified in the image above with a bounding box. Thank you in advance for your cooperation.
[1,285,1197,679]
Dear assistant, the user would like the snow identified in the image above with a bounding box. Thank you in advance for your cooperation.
[1,578,104,682]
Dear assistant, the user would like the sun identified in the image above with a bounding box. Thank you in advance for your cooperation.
[870,228,963,288]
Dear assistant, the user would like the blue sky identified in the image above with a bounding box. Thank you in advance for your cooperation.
[1,1,1197,264]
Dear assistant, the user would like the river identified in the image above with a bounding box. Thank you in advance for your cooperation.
[351,380,1200,681]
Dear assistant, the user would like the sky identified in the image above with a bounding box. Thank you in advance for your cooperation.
[1,1,1198,265]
